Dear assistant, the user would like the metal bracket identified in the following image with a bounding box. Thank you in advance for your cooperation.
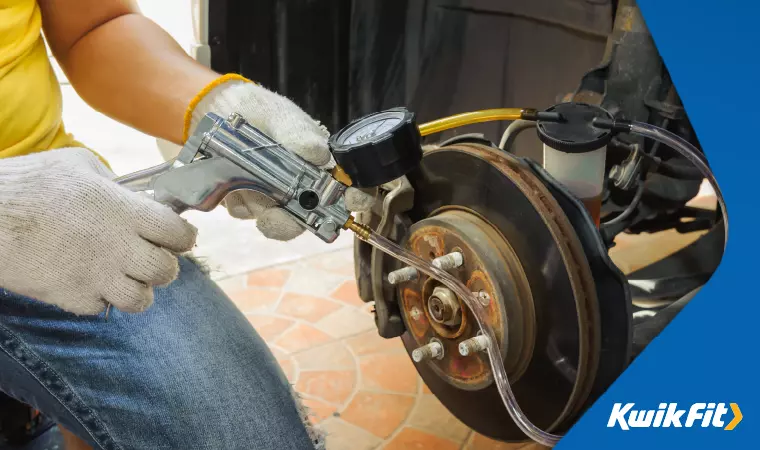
[609,143,642,190]
[369,176,415,338]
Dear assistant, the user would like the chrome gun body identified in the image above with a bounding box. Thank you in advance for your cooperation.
[116,112,350,243]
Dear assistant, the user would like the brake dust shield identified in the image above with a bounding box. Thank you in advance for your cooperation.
[398,143,605,441]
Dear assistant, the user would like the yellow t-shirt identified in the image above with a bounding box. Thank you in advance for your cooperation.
[0,0,78,159]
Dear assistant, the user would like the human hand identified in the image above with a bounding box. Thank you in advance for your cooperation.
[0,148,197,315]
[188,79,375,241]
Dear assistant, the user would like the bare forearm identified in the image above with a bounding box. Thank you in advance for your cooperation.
[42,3,218,145]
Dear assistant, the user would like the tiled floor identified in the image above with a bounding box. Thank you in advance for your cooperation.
[217,248,549,450]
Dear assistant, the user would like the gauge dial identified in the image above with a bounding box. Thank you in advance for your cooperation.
[334,110,409,147]
[329,107,422,188]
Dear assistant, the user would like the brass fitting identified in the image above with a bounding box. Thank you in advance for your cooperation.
[331,165,353,186]
[343,216,371,240]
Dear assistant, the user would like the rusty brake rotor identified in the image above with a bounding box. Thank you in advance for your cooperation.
[398,143,602,441]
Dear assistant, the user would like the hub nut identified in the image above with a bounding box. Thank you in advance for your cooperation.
[428,286,462,327]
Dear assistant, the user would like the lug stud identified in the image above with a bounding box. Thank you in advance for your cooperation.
[432,251,464,270]
[388,266,418,284]
[412,340,444,362]
[458,335,490,356]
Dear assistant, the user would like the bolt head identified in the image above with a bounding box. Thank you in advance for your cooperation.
[477,290,491,306]
[321,220,337,233]
[227,113,245,128]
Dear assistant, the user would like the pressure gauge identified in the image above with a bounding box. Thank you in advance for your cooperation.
[329,108,422,188]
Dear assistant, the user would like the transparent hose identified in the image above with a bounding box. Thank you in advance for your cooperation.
[356,230,562,447]
[628,121,728,249]
[499,119,536,151]
[348,121,728,448]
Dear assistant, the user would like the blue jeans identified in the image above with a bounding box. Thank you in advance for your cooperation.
[0,257,319,450]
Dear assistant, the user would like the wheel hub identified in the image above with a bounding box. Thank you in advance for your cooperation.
[401,210,536,389]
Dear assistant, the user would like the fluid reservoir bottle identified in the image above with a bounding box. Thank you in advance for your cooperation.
[537,103,614,226]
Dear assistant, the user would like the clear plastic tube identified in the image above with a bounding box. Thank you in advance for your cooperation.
[628,121,728,249]
[346,120,728,448]
[498,119,535,150]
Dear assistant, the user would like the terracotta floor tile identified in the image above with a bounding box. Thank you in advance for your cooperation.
[315,307,375,339]
[608,228,706,275]
[268,346,289,362]
[276,293,343,323]
[346,330,406,356]
[341,391,415,439]
[229,288,281,313]
[292,342,355,371]
[359,353,418,394]
[301,397,337,425]
[274,324,333,353]
[214,274,247,294]
[465,433,530,450]
[407,395,470,443]
[246,315,294,342]
[278,358,297,383]
[308,250,356,277]
[321,418,382,450]
[331,280,364,306]
[284,267,347,297]
[383,427,460,450]
[246,267,291,288]
[520,444,550,450]
[421,381,432,394]
[296,370,355,405]
[267,346,298,382]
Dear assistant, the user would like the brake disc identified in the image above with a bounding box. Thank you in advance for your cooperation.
[394,143,627,441]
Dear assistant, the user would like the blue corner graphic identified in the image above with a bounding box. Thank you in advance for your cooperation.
[557,1,758,448]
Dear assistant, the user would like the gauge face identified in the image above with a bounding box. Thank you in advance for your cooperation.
[328,107,421,188]
[335,109,409,147]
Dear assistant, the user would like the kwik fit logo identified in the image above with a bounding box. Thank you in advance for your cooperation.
[608,403,742,430]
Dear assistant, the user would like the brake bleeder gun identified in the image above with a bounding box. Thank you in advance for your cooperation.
[115,109,423,242]
[114,106,567,240]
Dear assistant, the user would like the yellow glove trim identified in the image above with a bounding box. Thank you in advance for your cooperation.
[182,73,252,144]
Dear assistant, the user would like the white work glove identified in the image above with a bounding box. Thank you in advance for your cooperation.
[0,148,197,315]
[189,79,376,241]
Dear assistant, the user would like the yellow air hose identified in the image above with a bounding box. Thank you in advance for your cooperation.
[417,108,538,136]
